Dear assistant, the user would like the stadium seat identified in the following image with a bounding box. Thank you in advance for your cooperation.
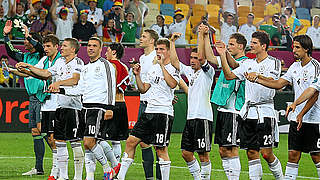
[252,6,265,18]
[195,0,207,7]
[163,0,176,9]
[176,3,189,16]
[206,4,220,17]
[164,15,174,24]
[192,4,206,17]
[208,0,220,5]
[238,5,251,17]
[297,19,311,35]
[208,16,220,29]
[160,4,175,17]
[238,16,247,26]
[311,8,320,18]
[150,0,161,9]
[296,8,311,20]
[253,0,266,6]
[253,17,264,25]
[190,16,202,28]
[146,3,159,13]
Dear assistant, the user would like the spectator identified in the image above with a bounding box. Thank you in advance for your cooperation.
[51,0,78,40]
[0,55,10,87]
[257,14,282,46]
[26,0,43,20]
[106,1,123,30]
[56,0,76,20]
[169,8,192,45]
[306,15,320,49]
[218,12,237,45]
[284,7,304,35]
[103,18,122,42]
[150,15,169,38]
[30,8,54,37]
[279,14,293,51]
[220,0,237,17]
[72,9,97,41]
[121,11,141,43]
[239,13,257,46]
[0,0,9,39]
[87,0,104,37]
[192,15,216,44]
[124,0,149,38]
[264,0,281,25]
[10,1,31,40]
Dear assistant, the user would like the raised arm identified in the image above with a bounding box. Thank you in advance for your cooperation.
[3,21,25,62]
[23,25,45,57]
[133,63,151,94]
[158,56,178,89]
[203,27,218,65]
[27,0,37,19]
[217,43,238,80]
[8,0,14,17]
[71,0,78,22]
[51,0,59,21]
[170,32,182,71]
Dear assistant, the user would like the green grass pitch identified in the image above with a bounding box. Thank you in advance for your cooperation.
[0,133,318,180]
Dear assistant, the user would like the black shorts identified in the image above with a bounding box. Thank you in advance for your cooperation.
[238,117,278,150]
[54,108,85,141]
[102,102,129,141]
[289,121,320,153]
[83,108,105,138]
[131,113,174,147]
[41,111,56,134]
[181,119,213,152]
[214,111,240,147]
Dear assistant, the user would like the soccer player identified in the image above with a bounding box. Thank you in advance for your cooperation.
[211,33,248,179]
[16,38,85,180]
[170,28,214,180]
[218,31,283,180]
[104,42,129,165]
[246,35,320,180]
[117,38,179,180]
[81,37,118,180]
[3,20,46,176]
[137,29,161,180]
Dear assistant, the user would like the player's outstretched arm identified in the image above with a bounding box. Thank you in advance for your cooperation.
[246,73,289,90]
[16,62,52,79]
[170,32,182,71]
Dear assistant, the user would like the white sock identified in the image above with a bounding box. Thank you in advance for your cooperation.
[229,157,241,180]
[268,156,283,180]
[118,152,134,180]
[50,149,59,178]
[159,158,171,180]
[91,144,111,172]
[316,162,320,178]
[284,162,299,180]
[200,160,211,180]
[222,158,230,178]
[100,140,118,167]
[85,150,96,180]
[56,141,69,180]
[248,159,262,180]
[112,141,122,162]
[187,159,201,180]
[71,142,84,180]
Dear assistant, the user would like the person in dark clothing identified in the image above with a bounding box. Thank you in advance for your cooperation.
[72,9,97,41]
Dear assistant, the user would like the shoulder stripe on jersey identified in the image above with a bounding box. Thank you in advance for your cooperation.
[311,59,320,77]
[100,58,115,105]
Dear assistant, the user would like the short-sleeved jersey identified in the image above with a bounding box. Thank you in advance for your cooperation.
[238,24,257,46]
[306,26,320,48]
[232,56,281,119]
[80,57,116,106]
[283,59,320,124]
[144,63,180,116]
[48,57,84,110]
[220,22,237,45]
[169,19,188,45]
[139,50,156,101]
[180,62,214,121]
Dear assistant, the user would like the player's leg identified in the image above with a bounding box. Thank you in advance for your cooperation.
[308,123,320,178]
[155,146,171,180]
[259,118,283,180]
[99,140,119,168]
[181,120,201,180]
[284,121,303,180]
[215,112,240,179]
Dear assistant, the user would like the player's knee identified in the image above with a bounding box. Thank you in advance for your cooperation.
[261,151,273,161]
[181,150,194,162]
[311,152,320,164]
[126,136,139,148]
[198,152,210,162]
[247,149,259,160]
[288,150,301,163]
[83,138,95,150]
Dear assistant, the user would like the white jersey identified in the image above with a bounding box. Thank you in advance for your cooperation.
[48,56,84,110]
[150,24,169,38]
[87,8,104,36]
[283,59,320,124]
[238,24,257,46]
[306,26,320,48]
[232,56,281,120]
[35,56,59,111]
[180,62,214,121]
[80,57,116,106]
[144,63,180,116]
[54,18,74,40]
[220,22,237,45]
[169,19,188,45]
[139,50,156,101]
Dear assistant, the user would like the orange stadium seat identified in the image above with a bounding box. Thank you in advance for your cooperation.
[190,16,203,28]
[164,15,174,24]
[208,0,221,5]
[206,4,220,17]
[238,6,251,17]
[238,16,247,26]
[192,4,206,17]
[208,16,220,29]
[252,6,265,18]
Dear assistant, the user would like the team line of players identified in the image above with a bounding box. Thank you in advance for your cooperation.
[5,19,320,180]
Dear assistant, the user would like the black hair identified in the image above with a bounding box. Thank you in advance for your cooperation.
[230,33,247,50]
[30,32,43,44]
[285,7,293,15]
[109,42,124,59]
[252,31,270,51]
[0,55,9,60]
[293,35,313,56]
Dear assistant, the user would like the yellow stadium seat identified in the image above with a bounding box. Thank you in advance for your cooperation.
[163,0,176,9]
[192,4,206,17]
[297,19,311,35]
[253,17,264,25]
[253,0,266,6]
[209,0,220,6]
[190,16,202,28]
[238,17,247,26]
[150,0,161,9]
[238,6,251,17]
[176,3,189,16]
[164,15,174,24]
[208,16,220,29]
[252,6,265,18]
[206,4,220,17]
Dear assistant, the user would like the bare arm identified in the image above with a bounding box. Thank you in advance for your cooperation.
[160,64,177,89]
[255,76,290,89]
[178,79,188,94]
[133,64,151,94]
[204,31,218,65]
[169,33,181,71]
[298,91,319,117]
[51,0,58,21]
[220,52,238,80]
[8,0,14,17]
[293,87,318,106]
[136,4,142,23]
[16,63,52,79]
[8,68,30,77]
[186,5,192,21]
[27,0,36,19]
[71,0,78,22]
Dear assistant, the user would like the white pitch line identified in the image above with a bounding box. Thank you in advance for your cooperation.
[0,156,318,179]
